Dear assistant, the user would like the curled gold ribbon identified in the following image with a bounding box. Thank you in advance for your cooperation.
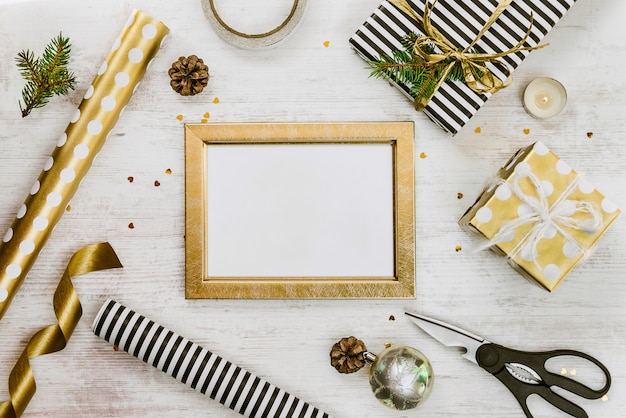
[390,0,547,110]
[0,242,122,417]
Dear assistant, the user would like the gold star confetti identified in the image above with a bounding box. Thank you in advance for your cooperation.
[165,168,172,175]
[384,342,391,348]
[389,315,395,321]
[420,152,427,159]
[65,205,71,212]
[176,114,183,121]
[523,128,531,135]
[570,369,577,376]
[587,132,594,139]
[455,245,462,252]
[560,368,567,375]
[203,112,210,119]
[213,97,220,104]
[201,119,208,123]
[474,127,481,134]
[323,40,330,48]
[457,192,464,199]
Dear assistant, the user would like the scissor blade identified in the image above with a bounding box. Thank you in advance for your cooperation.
[405,312,487,364]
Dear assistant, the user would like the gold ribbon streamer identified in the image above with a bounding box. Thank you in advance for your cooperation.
[0,243,122,417]
[390,0,547,110]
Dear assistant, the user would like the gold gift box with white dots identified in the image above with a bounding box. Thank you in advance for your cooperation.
[0,10,169,318]
[459,141,620,291]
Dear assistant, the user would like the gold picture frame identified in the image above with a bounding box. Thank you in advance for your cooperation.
[185,122,415,299]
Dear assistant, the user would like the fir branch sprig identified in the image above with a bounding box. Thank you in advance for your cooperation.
[15,32,76,117]
[369,33,466,103]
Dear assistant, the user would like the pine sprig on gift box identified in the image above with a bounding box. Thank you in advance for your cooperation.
[15,33,76,117]
[369,33,465,103]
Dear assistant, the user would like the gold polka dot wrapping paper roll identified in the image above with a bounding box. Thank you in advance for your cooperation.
[0,10,169,320]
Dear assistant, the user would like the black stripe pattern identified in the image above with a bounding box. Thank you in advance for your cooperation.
[92,300,332,418]
[349,0,576,135]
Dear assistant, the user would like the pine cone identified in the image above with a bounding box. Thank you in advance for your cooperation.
[168,55,209,96]
[330,336,368,374]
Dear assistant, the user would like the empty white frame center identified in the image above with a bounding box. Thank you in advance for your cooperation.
[206,143,394,277]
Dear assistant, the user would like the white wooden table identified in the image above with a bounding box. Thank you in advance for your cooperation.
[1,0,625,417]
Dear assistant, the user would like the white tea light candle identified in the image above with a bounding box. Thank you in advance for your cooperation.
[523,77,567,119]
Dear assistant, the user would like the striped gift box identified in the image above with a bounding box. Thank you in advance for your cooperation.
[93,299,332,418]
[349,0,576,135]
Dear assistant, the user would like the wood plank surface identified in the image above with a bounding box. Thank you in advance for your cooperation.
[0,0,624,417]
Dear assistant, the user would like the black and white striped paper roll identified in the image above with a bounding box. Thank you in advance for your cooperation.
[349,0,576,135]
[93,299,332,418]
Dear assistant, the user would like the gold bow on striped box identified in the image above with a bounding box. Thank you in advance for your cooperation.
[349,0,577,135]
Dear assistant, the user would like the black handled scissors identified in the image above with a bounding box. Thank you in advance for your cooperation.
[405,312,611,418]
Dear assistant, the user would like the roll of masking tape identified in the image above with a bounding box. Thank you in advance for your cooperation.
[201,0,308,49]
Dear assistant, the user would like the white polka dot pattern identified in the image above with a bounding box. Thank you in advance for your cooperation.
[111,37,121,51]
[540,181,554,197]
[88,120,103,135]
[578,179,594,194]
[60,168,76,183]
[125,13,135,27]
[19,240,35,255]
[46,192,62,207]
[601,198,618,214]
[101,96,116,111]
[533,141,549,156]
[543,264,561,281]
[563,241,581,258]
[16,205,27,219]
[517,203,534,218]
[514,161,531,178]
[43,157,54,171]
[520,246,535,262]
[74,144,89,159]
[30,181,40,195]
[543,225,557,239]
[500,229,515,243]
[3,229,13,243]
[84,85,95,100]
[6,264,21,280]
[476,207,492,223]
[0,10,170,319]
[128,48,143,63]
[33,216,48,231]
[556,160,572,175]
[495,184,511,201]
[114,71,130,87]
[463,141,621,291]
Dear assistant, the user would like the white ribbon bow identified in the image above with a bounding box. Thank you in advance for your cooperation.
[481,170,603,271]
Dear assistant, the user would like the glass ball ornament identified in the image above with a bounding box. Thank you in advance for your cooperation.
[367,345,435,410]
